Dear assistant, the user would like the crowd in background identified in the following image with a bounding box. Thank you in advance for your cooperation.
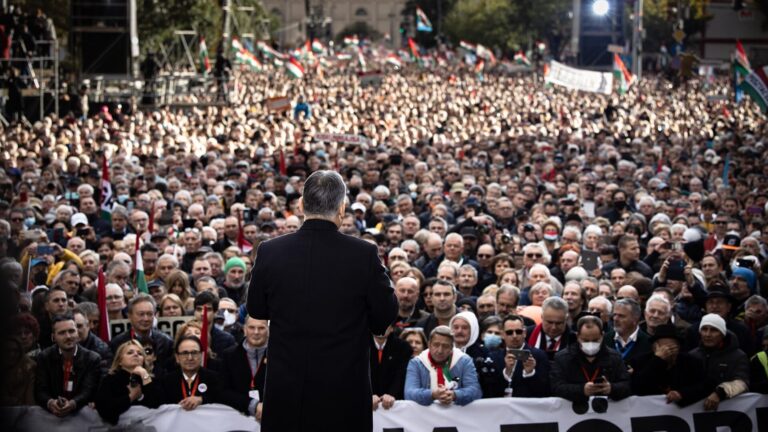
[0,35,767,424]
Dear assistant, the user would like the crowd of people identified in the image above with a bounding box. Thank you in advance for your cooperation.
[0,42,767,425]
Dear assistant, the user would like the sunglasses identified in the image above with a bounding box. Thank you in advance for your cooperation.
[477,254,493,258]
[526,253,543,258]
[505,329,524,335]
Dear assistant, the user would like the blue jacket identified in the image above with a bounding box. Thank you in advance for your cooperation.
[404,349,482,406]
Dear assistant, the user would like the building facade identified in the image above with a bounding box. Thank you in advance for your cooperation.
[263,0,406,48]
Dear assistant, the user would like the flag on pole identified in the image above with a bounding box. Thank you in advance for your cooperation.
[97,267,111,342]
[416,7,433,32]
[740,65,768,113]
[733,41,752,103]
[200,305,209,367]
[232,38,263,72]
[257,41,286,59]
[100,156,112,223]
[385,53,402,69]
[237,212,253,254]
[459,41,476,53]
[134,235,148,294]
[147,201,155,235]
[475,43,496,64]
[613,53,634,94]
[357,46,367,71]
[286,57,305,79]
[514,51,531,67]
[199,36,211,75]
[312,39,324,53]
[408,38,421,65]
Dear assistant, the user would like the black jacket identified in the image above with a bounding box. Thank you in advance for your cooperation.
[109,328,174,377]
[602,327,653,371]
[210,326,237,358]
[95,369,161,424]
[80,332,113,375]
[159,367,221,405]
[219,342,267,414]
[369,334,412,399]
[550,343,631,403]
[34,345,101,411]
[247,219,398,432]
[632,350,709,407]
[488,344,550,397]
[689,331,750,393]
[526,323,576,362]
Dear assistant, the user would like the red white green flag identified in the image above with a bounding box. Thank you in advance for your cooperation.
[286,56,305,79]
[613,53,634,94]
[740,66,768,113]
[199,36,211,75]
[514,51,531,67]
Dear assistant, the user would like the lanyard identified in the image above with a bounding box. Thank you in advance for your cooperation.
[181,375,200,398]
[580,365,601,383]
[614,340,635,359]
[62,359,73,394]
[246,351,264,390]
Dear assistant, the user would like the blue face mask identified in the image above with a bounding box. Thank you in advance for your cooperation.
[65,191,79,200]
[483,334,502,349]
[117,194,129,203]
[24,217,36,228]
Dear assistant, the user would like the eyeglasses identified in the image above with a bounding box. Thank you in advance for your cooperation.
[526,253,543,258]
[10,217,23,222]
[714,221,728,225]
[477,254,493,258]
[144,347,154,356]
[177,350,201,358]
[505,329,524,335]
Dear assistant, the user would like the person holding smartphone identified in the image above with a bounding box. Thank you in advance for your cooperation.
[488,315,549,398]
[95,340,159,424]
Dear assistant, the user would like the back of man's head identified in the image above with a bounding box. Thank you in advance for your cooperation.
[302,170,346,218]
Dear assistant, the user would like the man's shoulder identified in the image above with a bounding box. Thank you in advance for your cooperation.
[78,346,103,363]
[152,330,173,342]
[221,342,243,358]
[213,326,236,343]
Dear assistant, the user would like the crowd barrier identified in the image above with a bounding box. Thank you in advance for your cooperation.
[2,394,767,431]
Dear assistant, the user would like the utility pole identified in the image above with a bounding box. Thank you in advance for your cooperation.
[631,0,643,80]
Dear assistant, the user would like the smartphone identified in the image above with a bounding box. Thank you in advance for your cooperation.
[737,258,753,268]
[77,228,90,237]
[506,348,531,363]
[667,259,686,281]
[747,206,763,215]
[581,250,600,272]
[182,219,197,229]
[36,245,54,256]
[129,373,142,387]
[593,376,605,384]
[126,199,135,211]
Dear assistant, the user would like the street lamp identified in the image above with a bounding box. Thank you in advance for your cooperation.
[592,0,610,16]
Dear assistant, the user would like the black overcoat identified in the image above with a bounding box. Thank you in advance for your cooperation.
[247,219,398,432]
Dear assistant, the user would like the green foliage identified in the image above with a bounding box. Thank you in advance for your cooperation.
[443,0,570,54]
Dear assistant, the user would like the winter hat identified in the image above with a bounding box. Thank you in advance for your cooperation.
[224,257,246,274]
[731,267,756,293]
[699,313,727,336]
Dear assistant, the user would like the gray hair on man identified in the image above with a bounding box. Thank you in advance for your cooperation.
[302,170,347,218]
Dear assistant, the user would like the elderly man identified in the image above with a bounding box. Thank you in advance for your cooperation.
[550,315,631,409]
[421,233,479,278]
[213,216,239,252]
[527,297,575,361]
[488,315,550,397]
[604,298,651,371]
[220,317,269,419]
[154,254,178,281]
[109,294,174,376]
[404,326,482,406]
[393,277,428,331]
[690,314,750,411]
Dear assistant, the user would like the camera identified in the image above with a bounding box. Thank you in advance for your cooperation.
[129,373,142,387]
[523,224,535,232]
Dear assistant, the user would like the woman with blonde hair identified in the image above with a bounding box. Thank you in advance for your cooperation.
[164,270,191,304]
[158,293,185,317]
[95,340,159,424]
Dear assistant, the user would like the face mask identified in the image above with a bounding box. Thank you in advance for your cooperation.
[223,310,236,327]
[24,217,36,228]
[580,341,601,356]
[614,200,626,210]
[65,192,79,200]
[285,184,295,195]
[117,194,129,203]
[483,334,502,349]
[543,230,559,242]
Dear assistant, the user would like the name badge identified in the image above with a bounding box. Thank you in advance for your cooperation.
[198,383,208,393]
[249,390,260,402]
[66,381,74,392]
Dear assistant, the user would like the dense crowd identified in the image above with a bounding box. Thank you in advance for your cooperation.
[1,50,768,425]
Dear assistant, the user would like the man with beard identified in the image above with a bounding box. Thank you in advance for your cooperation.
[393,277,428,332]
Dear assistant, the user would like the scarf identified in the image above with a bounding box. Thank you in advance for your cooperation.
[417,348,465,391]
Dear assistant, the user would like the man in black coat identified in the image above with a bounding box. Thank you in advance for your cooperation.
[489,315,550,397]
[370,325,412,408]
[526,297,576,361]
[34,314,101,416]
[109,295,173,377]
[247,170,398,432]
[220,317,269,418]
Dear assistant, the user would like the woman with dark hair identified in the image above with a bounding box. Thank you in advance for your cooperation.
[160,335,221,409]
[95,339,160,424]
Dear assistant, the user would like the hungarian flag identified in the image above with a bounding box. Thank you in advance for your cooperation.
[134,235,148,294]
[257,41,286,59]
[385,53,402,69]
[199,36,211,75]
[100,156,112,222]
[357,46,367,71]
[343,35,359,46]
[475,43,496,64]
[459,41,476,53]
[416,7,433,32]
[286,56,305,79]
[97,267,111,342]
[733,41,751,103]
[408,38,420,62]
[740,66,768,113]
[514,51,531,67]
[613,53,634,94]
[312,39,324,54]
[237,212,253,254]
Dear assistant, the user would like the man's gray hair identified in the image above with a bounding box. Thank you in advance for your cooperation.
[614,298,642,319]
[459,264,478,279]
[745,295,768,309]
[127,293,157,314]
[542,296,568,313]
[302,170,347,217]
[429,325,454,341]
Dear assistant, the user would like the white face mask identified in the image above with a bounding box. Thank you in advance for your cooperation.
[580,341,601,356]
[223,310,236,327]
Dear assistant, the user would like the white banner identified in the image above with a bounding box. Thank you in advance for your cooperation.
[546,61,614,95]
[4,394,768,431]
